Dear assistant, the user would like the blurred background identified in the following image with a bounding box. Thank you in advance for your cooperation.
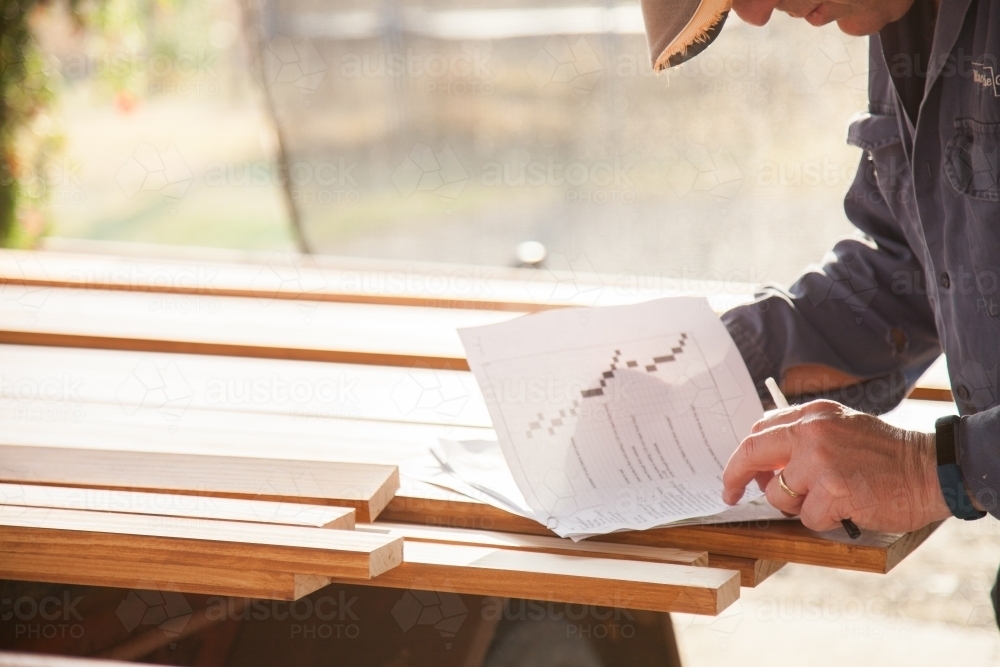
[9,1,1000,664]
[8,0,868,285]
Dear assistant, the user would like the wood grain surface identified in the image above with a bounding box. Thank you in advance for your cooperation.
[0,445,398,522]
[0,483,355,529]
[331,541,741,616]
[358,521,708,566]
[0,550,331,600]
[0,505,402,579]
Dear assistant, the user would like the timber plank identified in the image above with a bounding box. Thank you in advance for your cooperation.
[0,248,949,399]
[0,445,398,522]
[0,505,402,579]
[0,247,657,312]
[0,286,515,370]
[0,343,491,428]
[0,550,331,600]
[910,356,952,402]
[332,541,740,616]
[594,520,943,575]
[0,483,355,529]
[382,484,939,575]
[359,521,708,566]
[0,343,954,437]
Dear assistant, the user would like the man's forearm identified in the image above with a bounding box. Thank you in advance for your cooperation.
[781,364,863,398]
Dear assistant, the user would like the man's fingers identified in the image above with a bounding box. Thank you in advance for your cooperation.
[754,470,775,495]
[751,408,798,433]
[798,484,843,532]
[731,0,779,25]
[751,400,831,434]
[722,425,797,504]
[763,469,806,515]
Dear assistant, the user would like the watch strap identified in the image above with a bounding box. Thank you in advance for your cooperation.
[935,415,986,520]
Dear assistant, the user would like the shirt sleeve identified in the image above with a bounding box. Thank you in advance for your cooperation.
[721,114,941,414]
[960,409,1000,518]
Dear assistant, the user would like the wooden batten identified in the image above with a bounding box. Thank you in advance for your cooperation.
[335,541,740,616]
[0,550,331,601]
[0,483,355,529]
[0,505,402,580]
[0,445,397,522]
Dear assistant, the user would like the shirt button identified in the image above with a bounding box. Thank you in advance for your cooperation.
[939,272,951,289]
[956,384,971,401]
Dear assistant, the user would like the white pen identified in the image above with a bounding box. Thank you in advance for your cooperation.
[764,376,789,409]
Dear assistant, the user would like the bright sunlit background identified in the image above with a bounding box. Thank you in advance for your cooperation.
[25,0,868,286]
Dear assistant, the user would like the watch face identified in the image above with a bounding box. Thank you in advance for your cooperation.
[935,415,961,467]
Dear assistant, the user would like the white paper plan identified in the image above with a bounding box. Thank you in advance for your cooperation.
[457,296,768,539]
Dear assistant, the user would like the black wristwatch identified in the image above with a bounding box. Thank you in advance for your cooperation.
[935,415,986,520]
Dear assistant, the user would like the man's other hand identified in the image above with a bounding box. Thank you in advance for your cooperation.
[722,400,952,533]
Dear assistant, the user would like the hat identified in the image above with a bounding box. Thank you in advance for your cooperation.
[641,0,731,71]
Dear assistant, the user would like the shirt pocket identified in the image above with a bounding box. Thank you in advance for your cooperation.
[944,119,1000,201]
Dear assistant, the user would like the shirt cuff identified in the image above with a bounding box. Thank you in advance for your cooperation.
[959,408,1000,519]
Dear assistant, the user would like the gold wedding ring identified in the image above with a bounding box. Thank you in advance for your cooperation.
[778,471,801,498]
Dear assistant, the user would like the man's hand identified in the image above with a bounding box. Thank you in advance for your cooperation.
[722,400,952,533]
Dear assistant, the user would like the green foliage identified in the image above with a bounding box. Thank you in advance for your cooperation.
[0,0,68,246]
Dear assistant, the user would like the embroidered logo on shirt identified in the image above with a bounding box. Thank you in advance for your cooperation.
[972,62,1000,97]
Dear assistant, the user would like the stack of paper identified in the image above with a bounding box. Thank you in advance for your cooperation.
[424,297,785,539]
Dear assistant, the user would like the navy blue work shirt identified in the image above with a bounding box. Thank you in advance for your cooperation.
[721,0,1000,516]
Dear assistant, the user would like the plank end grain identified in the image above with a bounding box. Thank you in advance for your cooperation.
[881,520,942,573]
[293,574,333,599]
[369,536,405,578]
[705,554,785,588]
[365,466,401,523]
